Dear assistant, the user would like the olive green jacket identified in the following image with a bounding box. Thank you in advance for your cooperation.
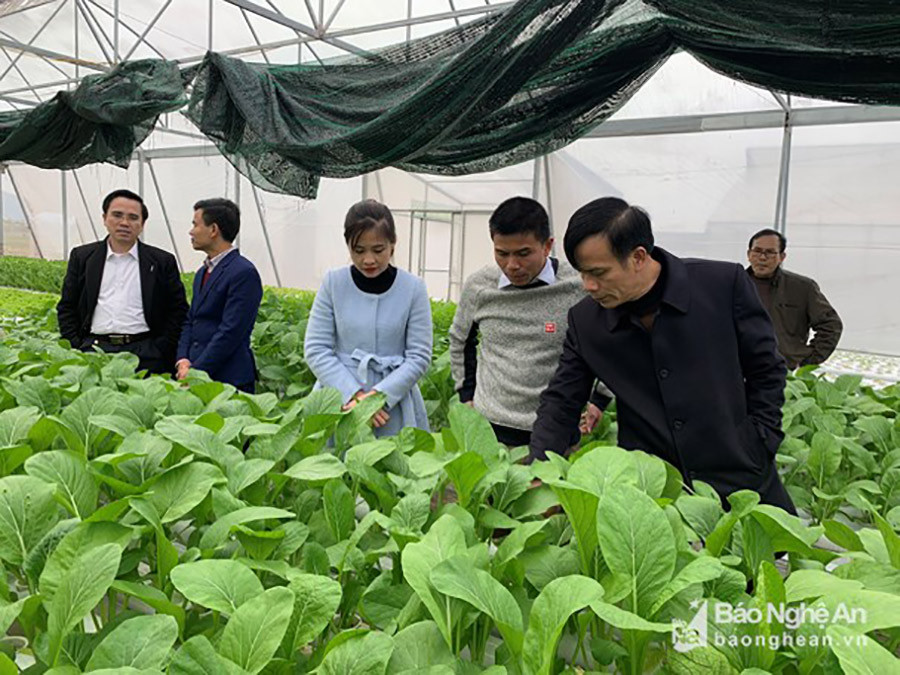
[747,266,842,369]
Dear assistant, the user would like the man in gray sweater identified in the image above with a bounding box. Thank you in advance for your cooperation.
[449,197,605,447]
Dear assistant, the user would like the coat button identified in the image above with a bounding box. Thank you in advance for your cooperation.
[673,419,684,431]
[659,368,669,379]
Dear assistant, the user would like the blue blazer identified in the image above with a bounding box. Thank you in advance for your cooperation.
[177,250,263,390]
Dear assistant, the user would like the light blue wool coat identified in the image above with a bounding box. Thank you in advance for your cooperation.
[304,266,433,436]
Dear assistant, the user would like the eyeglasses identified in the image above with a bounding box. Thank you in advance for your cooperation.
[108,210,142,223]
[749,248,781,258]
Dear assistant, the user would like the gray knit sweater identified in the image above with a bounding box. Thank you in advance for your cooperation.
[449,260,587,431]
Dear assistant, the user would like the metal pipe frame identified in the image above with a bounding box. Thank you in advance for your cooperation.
[122,0,174,62]
[71,169,100,240]
[113,0,119,62]
[61,170,67,258]
[74,0,112,65]
[161,0,513,65]
[84,0,168,60]
[773,96,793,234]
[0,170,4,255]
[249,180,282,287]
[6,168,44,258]
[0,33,93,73]
[223,0,369,58]
[585,104,900,138]
[531,157,541,200]
[65,169,88,246]
[239,7,271,64]
[145,158,184,271]
[233,160,240,247]
[0,0,68,83]
[0,45,44,103]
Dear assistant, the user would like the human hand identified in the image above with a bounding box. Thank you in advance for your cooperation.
[175,358,191,381]
[579,403,603,434]
[371,408,391,428]
[341,389,366,412]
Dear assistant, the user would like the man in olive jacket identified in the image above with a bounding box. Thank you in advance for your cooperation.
[530,198,794,513]
[746,228,843,369]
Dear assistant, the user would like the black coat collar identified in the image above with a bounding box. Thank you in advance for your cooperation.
[606,247,691,332]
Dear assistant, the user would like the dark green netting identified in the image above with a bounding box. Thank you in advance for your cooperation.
[1,0,900,197]
[648,0,900,106]
[0,59,185,170]
[186,0,672,197]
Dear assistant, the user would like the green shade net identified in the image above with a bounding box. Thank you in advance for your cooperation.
[1,0,900,198]
[0,59,186,170]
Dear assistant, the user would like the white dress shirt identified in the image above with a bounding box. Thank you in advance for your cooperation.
[90,242,150,335]
[498,256,557,289]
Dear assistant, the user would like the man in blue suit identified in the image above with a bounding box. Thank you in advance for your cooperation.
[176,198,263,392]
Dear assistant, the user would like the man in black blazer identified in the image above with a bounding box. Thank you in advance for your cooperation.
[57,189,189,375]
[530,197,794,513]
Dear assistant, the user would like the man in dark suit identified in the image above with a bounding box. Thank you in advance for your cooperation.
[176,198,263,392]
[530,197,794,513]
[57,189,188,374]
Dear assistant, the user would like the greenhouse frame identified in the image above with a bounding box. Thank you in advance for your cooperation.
[0,0,897,356]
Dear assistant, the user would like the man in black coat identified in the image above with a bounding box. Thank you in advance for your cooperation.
[57,189,189,375]
[530,197,795,513]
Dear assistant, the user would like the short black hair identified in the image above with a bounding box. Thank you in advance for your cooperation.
[194,198,240,243]
[344,199,397,248]
[102,189,148,222]
[564,197,654,268]
[489,197,551,242]
[749,228,786,252]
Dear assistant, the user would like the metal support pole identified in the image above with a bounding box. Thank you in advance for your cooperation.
[447,211,461,300]
[146,160,184,271]
[250,183,282,287]
[417,216,427,278]
[74,0,79,82]
[0,170,4,256]
[68,171,89,246]
[233,163,241,249]
[407,212,414,271]
[138,150,145,197]
[72,171,101,240]
[374,171,385,202]
[123,0,175,62]
[7,170,43,258]
[459,211,468,294]
[76,0,114,65]
[0,0,68,83]
[531,157,542,200]
[113,0,119,63]
[83,0,166,60]
[544,154,559,256]
[208,0,214,51]
[773,97,794,234]
[61,171,68,259]
[406,0,412,43]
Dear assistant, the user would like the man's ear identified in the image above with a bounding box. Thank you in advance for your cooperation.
[632,246,650,269]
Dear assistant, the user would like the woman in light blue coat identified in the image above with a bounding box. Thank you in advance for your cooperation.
[304,200,432,436]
